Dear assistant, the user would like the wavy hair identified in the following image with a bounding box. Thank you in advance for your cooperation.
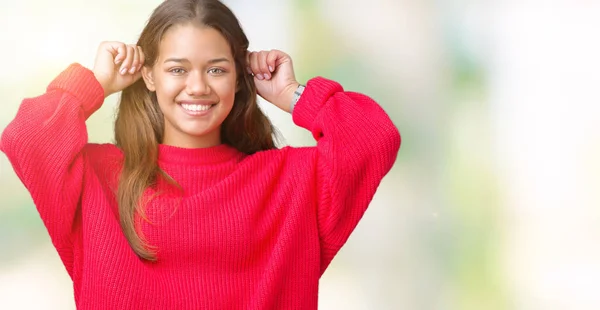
[115,0,276,261]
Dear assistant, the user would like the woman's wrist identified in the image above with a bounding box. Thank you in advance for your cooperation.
[289,84,305,114]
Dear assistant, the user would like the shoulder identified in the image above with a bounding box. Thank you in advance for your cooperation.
[82,143,123,181]
[83,143,123,162]
[240,146,318,170]
[280,146,318,164]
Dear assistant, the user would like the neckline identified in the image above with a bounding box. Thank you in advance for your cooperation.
[157,143,242,165]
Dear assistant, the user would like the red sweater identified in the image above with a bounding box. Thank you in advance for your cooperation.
[1,64,400,309]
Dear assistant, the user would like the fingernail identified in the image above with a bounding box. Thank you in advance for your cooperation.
[269,66,274,72]
[256,74,264,80]
[263,73,270,80]
[129,66,136,74]
[246,67,253,75]
[120,67,128,75]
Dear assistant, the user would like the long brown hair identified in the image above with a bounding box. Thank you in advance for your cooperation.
[115,0,276,261]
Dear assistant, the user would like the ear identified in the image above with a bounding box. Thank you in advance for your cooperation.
[141,66,156,92]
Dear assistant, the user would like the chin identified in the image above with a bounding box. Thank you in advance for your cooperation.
[184,128,221,141]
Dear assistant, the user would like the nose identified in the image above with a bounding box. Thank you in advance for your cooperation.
[185,71,211,97]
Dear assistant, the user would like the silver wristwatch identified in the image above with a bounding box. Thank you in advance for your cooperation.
[290,84,305,113]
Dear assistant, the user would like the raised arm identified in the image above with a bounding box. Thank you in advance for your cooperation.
[293,77,401,273]
[0,64,104,270]
[0,42,144,273]
[247,49,401,273]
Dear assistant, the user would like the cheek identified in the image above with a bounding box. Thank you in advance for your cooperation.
[155,77,183,105]
[214,77,237,104]
[156,77,180,95]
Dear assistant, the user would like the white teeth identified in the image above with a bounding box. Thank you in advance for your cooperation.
[181,104,212,112]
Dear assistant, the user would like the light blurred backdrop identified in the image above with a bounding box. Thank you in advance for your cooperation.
[1,0,599,309]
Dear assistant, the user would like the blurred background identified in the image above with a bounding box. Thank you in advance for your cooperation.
[1,0,599,309]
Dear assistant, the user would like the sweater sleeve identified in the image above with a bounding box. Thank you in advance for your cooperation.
[292,77,401,274]
[0,64,104,270]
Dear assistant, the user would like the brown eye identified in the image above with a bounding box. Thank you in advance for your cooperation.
[169,68,186,75]
[208,68,225,75]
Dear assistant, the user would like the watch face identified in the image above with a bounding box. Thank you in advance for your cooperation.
[290,85,305,112]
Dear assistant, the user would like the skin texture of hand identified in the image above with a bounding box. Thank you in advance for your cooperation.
[247,50,300,113]
[92,41,145,98]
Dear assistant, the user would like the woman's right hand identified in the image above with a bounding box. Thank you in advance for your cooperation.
[92,41,145,98]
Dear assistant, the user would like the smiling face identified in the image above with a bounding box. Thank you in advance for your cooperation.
[141,23,238,148]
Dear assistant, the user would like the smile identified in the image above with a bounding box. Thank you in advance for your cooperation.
[178,102,216,116]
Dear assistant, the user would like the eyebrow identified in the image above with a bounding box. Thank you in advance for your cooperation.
[163,57,231,64]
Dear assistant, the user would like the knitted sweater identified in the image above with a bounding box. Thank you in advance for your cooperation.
[1,64,400,309]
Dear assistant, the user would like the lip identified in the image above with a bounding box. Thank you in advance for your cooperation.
[178,100,216,105]
[177,100,217,117]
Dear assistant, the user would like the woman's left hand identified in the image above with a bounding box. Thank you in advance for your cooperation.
[247,50,300,113]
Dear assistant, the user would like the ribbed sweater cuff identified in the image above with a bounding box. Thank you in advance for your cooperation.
[47,63,105,119]
[292,77,344,130]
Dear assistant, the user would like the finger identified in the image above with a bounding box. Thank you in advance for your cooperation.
[111,42,127,65]
[249,52,263,80]
[258,51,271,80]
[120,45,136,75]
[266,50,279,73]
[137,46,146,70]
[245,51,253,75]
[245,51,251,69]
[129,45,140,74]
[131,69,143,81]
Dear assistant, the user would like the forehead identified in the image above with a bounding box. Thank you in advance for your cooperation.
[158,24,232,61]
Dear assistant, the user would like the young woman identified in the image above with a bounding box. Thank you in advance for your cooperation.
[1,0,400,308]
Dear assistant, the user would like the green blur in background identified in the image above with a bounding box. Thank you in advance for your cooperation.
[2,1,600,309]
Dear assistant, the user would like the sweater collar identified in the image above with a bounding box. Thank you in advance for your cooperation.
[158,143,242,165]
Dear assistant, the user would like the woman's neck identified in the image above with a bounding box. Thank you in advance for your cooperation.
[162,129,221,149]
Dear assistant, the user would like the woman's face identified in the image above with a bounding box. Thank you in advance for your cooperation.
[142,23,237,148]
